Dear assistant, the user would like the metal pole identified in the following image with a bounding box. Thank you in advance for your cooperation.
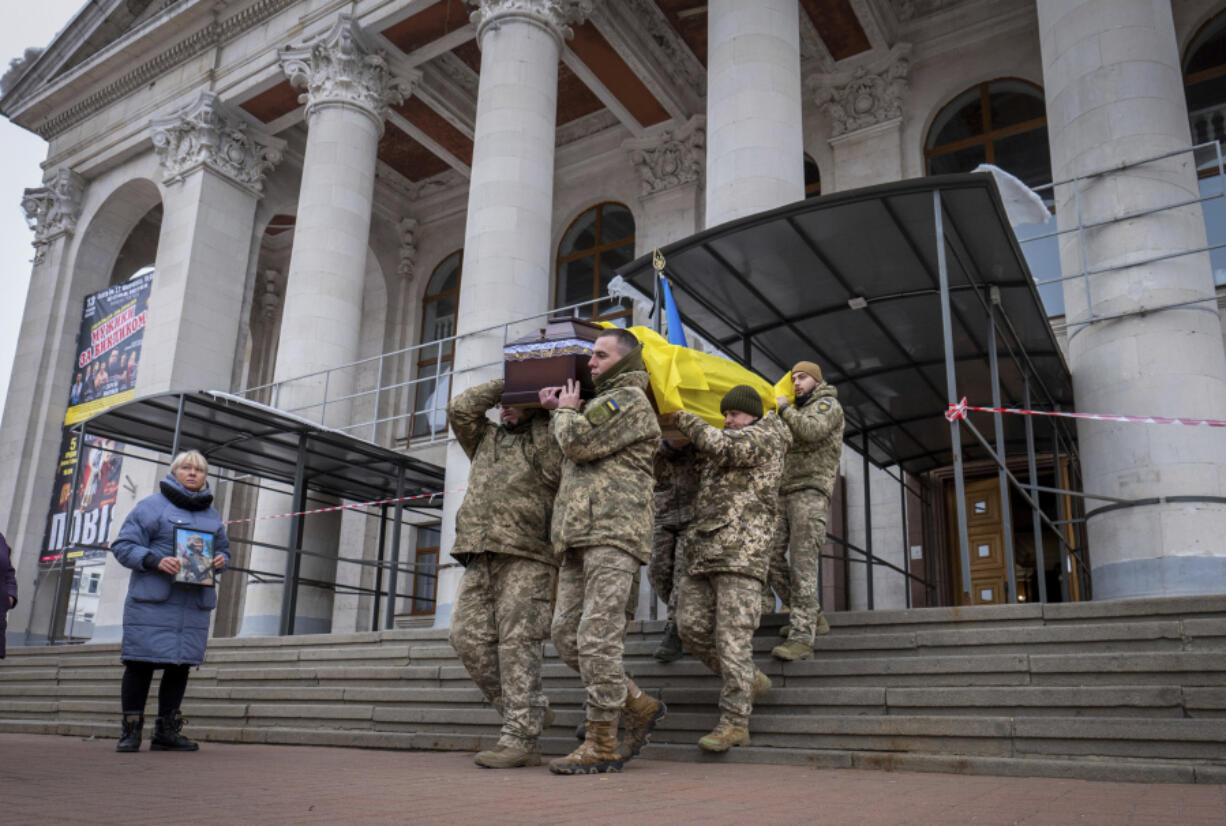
[1024,377,1047,603]
[934,189,972,603]
[987,304,1017,603]
[1053,418,1070,602]
[372,503,388,632]
[49,423,87,645]
[384,468,406,630]
[170,394,186,459]
[652,270,662,333]
[279,432,309,636]
[900,468,911,609]
[922,480,938,607]
[862,432,874,611]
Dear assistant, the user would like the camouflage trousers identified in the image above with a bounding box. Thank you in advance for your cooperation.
[648,519,687,621]
[551,545,640,723]
[449,552,556,744]
[763,489,829,644]
[676,571,762,727]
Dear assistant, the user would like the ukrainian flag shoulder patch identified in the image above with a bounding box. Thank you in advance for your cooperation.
[586,397,620,426]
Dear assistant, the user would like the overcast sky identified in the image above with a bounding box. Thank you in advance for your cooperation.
[0,2,88,407]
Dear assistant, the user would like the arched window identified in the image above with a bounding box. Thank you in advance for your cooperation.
[1184,12,1226,287]
[555,202,635,321]
[925,79,1050,190]
[411,251,461,439]
[804,154,821,198]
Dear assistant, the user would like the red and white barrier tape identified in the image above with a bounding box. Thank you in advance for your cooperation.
[224,487,464,526]
[944,397,1226,428]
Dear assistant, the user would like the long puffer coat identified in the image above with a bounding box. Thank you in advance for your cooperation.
[110,474,230,665]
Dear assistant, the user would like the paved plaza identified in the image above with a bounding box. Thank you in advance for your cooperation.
[2,733,1223,825]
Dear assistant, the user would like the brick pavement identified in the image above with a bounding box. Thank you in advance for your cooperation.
[2,733,1224,825]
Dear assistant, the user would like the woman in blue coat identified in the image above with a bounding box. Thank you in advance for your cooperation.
[110,449,229,752]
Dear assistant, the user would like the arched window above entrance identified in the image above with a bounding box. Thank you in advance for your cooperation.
[1185,11,1226,146]
[924,79,1050,191]
[412,250,461,439]
[555,202,635,321]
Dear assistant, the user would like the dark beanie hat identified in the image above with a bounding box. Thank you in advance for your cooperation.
[720,385,763,419]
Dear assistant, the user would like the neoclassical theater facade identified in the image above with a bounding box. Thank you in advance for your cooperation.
[3,0,1226,643]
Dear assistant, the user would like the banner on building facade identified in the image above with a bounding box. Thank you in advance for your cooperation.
[41,432,121,563]
[64,271,152,425]
[42,272,153,564]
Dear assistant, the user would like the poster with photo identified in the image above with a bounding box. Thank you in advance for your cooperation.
[64,271,152,425]
[41,432,121,563]
[174,528,215,587]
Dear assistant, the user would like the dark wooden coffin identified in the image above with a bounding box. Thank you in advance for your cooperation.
[502,318,604,406]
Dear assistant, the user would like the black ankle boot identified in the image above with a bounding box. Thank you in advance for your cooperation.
[653,619,684,663]
[151,711,198,751]
[116,712,143,752]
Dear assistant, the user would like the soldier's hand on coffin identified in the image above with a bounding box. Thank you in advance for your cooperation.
[558,379,582,410]
[539,386,563,409]
[776,395,789,409]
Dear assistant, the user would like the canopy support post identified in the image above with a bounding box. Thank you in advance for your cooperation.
[279,432,309,636]
[384,467,406,630]
[988,303,1018,603]
[1024,376,1047,603]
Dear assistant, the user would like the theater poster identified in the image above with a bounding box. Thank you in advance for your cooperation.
[42,273,152,563]
[64,271,152,425]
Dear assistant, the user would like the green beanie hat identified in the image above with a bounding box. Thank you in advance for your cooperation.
[720,384,763,419]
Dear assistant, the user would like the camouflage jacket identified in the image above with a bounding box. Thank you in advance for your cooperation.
[550,370,660,563]
[448,379,563,566]
[778,382,844,498]
[673,411,792,582]
[653,441,700,528]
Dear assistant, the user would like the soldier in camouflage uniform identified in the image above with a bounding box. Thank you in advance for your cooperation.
[671,384,791,752]
[768,361,845,662]
[649,440,700,662]
[447,378,564,769]
[539,328,665,775]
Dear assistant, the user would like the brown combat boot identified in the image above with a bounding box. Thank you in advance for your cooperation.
[771,638,813,661]
[474,735,541,769]
[619,681,666,761]
[750,669,772,703]
[698,719,751,753]
[816,612,831,636]
[549,719,623,775]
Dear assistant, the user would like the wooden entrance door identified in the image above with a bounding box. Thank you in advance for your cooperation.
[953,477,1009,605]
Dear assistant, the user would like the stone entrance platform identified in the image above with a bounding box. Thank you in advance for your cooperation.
[2,732,1223,825]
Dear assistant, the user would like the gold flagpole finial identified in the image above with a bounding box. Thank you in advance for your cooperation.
[652,248,666,273]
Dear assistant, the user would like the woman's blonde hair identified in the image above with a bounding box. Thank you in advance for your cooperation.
[169,449,208,476]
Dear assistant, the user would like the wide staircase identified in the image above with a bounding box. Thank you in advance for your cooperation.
[2,595,1224,784]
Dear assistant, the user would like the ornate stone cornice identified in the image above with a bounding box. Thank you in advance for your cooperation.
[618,0,704,99]
[33,0,299,140]
[150,91,284,196]
[21,168,85,264]
[811,44,912,139]
[623,116,705,198]
[280,14,415,133]
[467,0,594,49]
[398,218,418,280]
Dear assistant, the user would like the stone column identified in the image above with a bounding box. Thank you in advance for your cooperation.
[704,0,804,228]
[240,15,411,636]
[1,171,85,646]
[141,91,283,394]
[1037,0,1226,598]
[433,0,592,627]
[814,44,911,192]
[624,115,706,253]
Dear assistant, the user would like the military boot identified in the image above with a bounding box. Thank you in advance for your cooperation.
[816,612,831,636]
[619,681,666,761]
[778,623,791,638]
[750,670,772,703]
[474,735,541,769]
[698,719,751,753]
[150,711,198,751]
[574,720,587,742]
[549,719,623,775]
[771,638,813,662]
[115,712,143,753]
[653,619,684,663]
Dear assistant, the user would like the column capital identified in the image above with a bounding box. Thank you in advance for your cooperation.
[467,0,594,49]
[623,116,705,198]
[280,14,416,133]
[398,217,419,281]
[150,91,285,196]
[811,44,911,139]
[21,168,85,265]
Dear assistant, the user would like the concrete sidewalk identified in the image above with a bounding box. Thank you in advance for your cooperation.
[2,733,1223,825]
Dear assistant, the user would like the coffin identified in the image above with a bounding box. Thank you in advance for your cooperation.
[502,319,604,406]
